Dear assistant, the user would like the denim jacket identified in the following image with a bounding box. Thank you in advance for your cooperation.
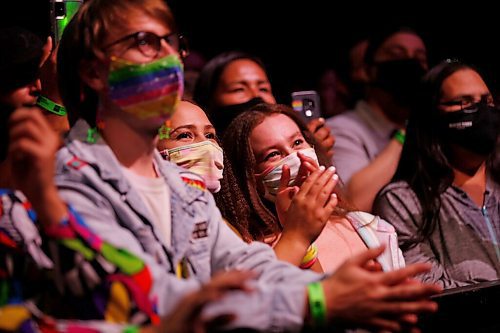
[54,120,320,331]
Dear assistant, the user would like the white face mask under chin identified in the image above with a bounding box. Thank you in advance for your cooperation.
[258,147,319,202]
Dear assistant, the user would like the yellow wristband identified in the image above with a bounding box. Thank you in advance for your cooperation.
[300,244,318,269]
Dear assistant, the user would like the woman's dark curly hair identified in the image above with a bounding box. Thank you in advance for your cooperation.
[215,103,349,242]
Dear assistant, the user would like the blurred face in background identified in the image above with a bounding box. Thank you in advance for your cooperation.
[213,59,276,107]
[373,31,427,69]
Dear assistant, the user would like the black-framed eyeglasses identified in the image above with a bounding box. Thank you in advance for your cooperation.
[439,94,495,112]
[104,31,188,58]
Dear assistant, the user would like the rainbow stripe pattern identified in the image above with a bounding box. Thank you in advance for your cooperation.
[108,55,183,122]
[45,206,159,324]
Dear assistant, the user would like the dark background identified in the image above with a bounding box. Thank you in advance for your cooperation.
[5,0,500,103]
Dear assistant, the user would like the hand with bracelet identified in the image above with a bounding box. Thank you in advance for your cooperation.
[36,36,70,134]
[307,246,442,331]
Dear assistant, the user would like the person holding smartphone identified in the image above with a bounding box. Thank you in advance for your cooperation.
[193,51,335,159]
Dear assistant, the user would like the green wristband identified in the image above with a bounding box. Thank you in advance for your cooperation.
[393,129,406,145]
[122,325,140,333]
[307,282,327,327]
[37,95,67,116]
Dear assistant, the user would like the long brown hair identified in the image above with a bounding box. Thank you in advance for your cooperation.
[217,103,349,242]
[390,59,500,247]
[57,0,176,128]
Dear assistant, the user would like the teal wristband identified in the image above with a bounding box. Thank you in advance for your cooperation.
[307,282,327,327]
[37,95,67,116]
[122,325,140,333]
[393,129,406,145]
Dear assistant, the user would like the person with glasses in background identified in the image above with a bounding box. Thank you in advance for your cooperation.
[374,59,500,289]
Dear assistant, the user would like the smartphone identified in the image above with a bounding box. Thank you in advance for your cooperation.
[291,90,321,123]
[49,0,83,42]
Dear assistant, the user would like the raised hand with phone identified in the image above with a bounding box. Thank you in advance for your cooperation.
[292,90,335,160]
[50,0,84,43]
[192,52,336,158]
[35,1,83,134]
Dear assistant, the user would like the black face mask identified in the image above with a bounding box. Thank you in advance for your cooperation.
[373,59,426,107]
[210,97,265,136]
[0,104,14,162]
[349,80,366,103]
[439,102,500,156]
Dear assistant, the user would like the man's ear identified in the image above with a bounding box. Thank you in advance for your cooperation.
[79,59,106,91]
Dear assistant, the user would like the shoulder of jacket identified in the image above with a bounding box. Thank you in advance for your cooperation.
[378,181,413,197]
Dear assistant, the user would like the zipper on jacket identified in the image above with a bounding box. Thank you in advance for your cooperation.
[481,192,500,261]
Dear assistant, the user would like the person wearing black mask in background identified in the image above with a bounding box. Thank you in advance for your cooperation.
[374,59,500,288]
[326,26,428,212]
[193,51,335,159]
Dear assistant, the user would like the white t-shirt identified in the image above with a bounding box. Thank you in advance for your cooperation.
[122,165,172,246]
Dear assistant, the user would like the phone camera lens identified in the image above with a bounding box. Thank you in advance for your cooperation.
[55,3,66,18]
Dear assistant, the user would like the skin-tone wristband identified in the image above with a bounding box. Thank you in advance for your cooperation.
[393,129,406,145]
[36,95,67,116]
[307,282,327,327]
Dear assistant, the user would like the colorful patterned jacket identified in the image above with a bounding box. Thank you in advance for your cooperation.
[0,189,154,332]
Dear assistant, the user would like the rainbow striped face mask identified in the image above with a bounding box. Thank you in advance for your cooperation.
[107,54,183,125]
